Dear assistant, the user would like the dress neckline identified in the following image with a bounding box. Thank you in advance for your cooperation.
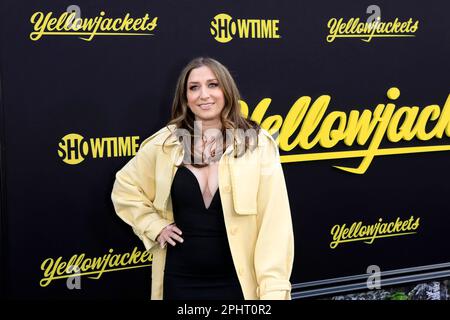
[179,166,219,210]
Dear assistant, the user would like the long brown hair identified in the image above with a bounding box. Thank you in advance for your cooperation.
[163,57,260,167]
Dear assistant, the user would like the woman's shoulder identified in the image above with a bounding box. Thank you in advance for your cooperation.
[257,128,278,151]
[139,124,178,150]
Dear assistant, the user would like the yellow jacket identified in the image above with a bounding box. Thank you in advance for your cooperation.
[111,124,294,299]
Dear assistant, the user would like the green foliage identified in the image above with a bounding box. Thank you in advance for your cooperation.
[388,292,409,300]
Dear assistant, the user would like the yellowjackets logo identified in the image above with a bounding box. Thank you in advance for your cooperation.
[330,216,420,248]
[40,247,151,287]
[210,13,280,43]
[242,87,450,174]
[58,134,140,165]
[326,6,419,43]
[29,10,158,41]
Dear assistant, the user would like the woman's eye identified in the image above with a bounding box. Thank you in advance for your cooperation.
[190,83,218,90]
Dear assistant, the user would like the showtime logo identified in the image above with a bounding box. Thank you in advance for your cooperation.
[210,13,280,43]
[57,133,140,164]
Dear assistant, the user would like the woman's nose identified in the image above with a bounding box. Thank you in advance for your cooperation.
[199,86,210,99]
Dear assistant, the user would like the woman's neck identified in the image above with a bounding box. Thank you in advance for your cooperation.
[196,118,222,137]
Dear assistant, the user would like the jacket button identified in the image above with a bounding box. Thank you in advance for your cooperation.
[238,268,244,276]
[224,185,231,193]
[230,227,238,235]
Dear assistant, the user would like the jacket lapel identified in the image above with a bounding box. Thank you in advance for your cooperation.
[151,125,258,217]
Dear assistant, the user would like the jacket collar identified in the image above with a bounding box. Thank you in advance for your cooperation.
[155,124,244,146]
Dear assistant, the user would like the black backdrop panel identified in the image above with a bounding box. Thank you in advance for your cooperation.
[1,0,449,299]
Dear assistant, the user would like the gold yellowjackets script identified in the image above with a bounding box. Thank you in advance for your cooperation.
[326,17,419,42]
[330,216,420,248]
[40,247,151,287]
[241,88,450,174]
[30,11,158,41]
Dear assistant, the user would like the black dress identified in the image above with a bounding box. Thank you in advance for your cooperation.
[163,165,244,300]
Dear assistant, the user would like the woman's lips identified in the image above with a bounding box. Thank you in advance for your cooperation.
[198,102,214,110]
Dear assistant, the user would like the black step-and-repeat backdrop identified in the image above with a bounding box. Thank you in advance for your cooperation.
[1,0,449,299]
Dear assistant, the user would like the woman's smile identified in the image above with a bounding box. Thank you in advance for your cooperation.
[198,102,214,110]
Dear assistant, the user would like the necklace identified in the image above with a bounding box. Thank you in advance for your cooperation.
[201,133,219,162]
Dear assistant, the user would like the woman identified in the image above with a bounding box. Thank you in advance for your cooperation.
[111,57,294,300]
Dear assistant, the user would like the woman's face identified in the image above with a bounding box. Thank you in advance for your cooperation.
[186,66,225,123]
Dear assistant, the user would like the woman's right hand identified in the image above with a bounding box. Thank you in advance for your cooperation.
[156,224,184,248]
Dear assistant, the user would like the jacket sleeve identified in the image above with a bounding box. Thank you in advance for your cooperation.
[254,133,295,300]
[111,138,172,251]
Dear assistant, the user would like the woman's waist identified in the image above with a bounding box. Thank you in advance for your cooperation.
[174,229,227,237]
[165,236,236,274]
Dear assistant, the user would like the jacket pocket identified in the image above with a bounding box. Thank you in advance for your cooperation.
[229,157,260,215]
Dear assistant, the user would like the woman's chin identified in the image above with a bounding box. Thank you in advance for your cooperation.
[195,113,220,122]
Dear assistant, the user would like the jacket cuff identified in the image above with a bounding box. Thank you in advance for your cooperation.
[144,218,173,241]
[132,219,173,250]
[257,279,291,300]
[260,290,290,300]
[141,236,156,251]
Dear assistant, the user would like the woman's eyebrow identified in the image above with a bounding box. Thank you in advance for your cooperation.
[188,79,218,84]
